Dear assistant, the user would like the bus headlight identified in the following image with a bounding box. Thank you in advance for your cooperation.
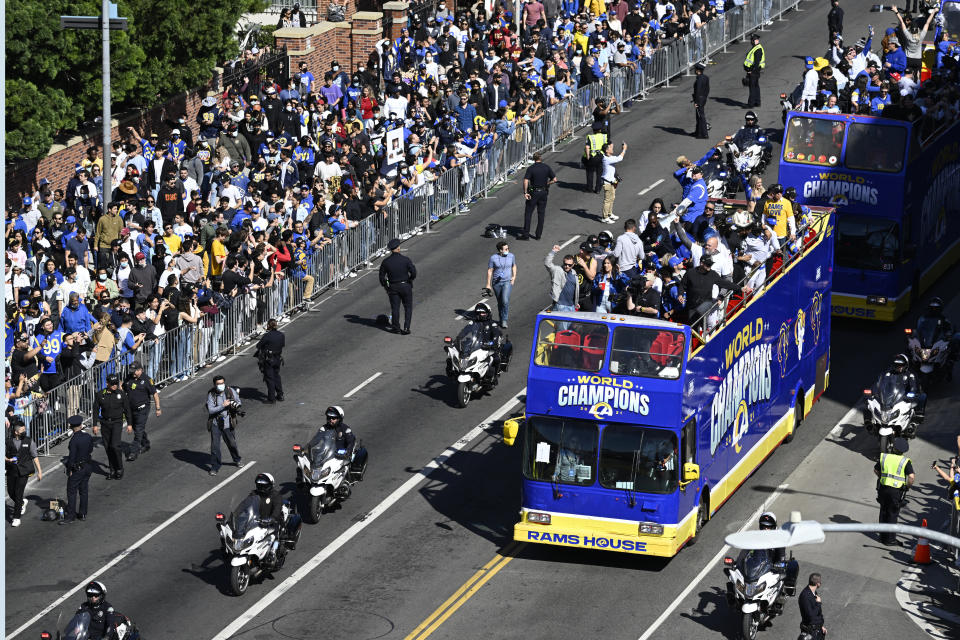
[638,522,664,535]
[866,296,888,305]
[527,511,551,524]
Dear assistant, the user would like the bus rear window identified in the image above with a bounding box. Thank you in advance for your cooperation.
[835,216,900,270]
[783,116,844,166]
[610,328,685,379]
[844,123,905,173]
[535,319,608,371]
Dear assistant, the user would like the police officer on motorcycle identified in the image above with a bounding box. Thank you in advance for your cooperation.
[919,297,959,381]
[885,354,926,419]
[77,581,115,640]
[731,111,769,154]
[759,511,786,564]
[318,406,356,459]
[473,303,511,376]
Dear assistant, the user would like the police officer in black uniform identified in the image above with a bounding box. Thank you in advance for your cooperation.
[692,62,710,139]
[77,581,115,639]
[93,374,133,480]
[317,406,357,458]
[61,415,93,524]
[123,362,161,462]
[379,238,417,335]
[520,152,557,240]
[798,573,826,639]
[256,318,286,404]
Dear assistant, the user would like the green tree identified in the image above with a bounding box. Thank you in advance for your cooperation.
[5,0,265,162]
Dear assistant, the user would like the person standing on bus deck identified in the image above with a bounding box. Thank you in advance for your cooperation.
[827,0,843,46]
[485,241,517,329]
[744,33,765,108]
[600,142,627,224]
[520,152,557,241]
[545,245,578,314]
[874,437,915,546]
[759,184,796,248]
[692,63,710,139]
[379,238,417,334]
[583,125,608,193]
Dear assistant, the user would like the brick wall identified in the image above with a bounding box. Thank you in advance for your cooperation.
[383,1,409,42]
[276,14,382,83]
[6,84,217,208]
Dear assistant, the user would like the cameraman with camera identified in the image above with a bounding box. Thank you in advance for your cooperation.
[206,375,245,476]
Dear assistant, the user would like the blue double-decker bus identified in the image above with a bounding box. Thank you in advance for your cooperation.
[503,207,835,556]
[779,112,960,321]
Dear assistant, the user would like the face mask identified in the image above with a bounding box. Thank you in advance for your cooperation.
[231,131,239,137]
[99,273,107,281]
[358,66,365,72]
[216,383,226,392]
[286,106,293,112]
[120,262,129,268]
[333,66,340,71]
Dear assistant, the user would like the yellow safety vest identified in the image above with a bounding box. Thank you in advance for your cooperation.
[587,132,608,155]
[879,453,910,488]
[744,44,765,70]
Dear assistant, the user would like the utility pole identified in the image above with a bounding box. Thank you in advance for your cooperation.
[61,1,129,210]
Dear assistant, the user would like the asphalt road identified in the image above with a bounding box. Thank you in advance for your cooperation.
[7,1,957,639]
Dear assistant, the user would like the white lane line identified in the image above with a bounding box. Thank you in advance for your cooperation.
[828,408,860,437]
[894,514,960,638]
[638,179,664,196]
[8,462,258,640]
[344,372,383,398]
[636,483,790,640]
[210,388,527,640]
[455,300,487,321]
[557,234,581,250]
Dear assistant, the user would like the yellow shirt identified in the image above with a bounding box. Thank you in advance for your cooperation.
[162,233,182,255]
[573,31,590,55]
[762,199,794,238]
[210,239,227,276]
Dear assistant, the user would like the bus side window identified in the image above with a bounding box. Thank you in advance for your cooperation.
[682,418,696,465]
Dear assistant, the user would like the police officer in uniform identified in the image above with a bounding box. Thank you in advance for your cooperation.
[379,238,417,335]
[874,437,915,545]
[583,125,608,193]
[692,63,710,138]
[256,318,286,404]
[318,406,357,458]
[798,573,827,640]
[93,374,133,480]
[61,416,93,524]
[744,33,765,108]
[123,362,161,462]
[77,581,115,639]
[520,152,557,240]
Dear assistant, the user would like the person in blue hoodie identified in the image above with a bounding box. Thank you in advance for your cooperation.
[882,38,907,76]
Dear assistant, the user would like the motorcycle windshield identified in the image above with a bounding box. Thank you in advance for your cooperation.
[308,430,336,464]
[739,549,772,583]
[456,324,482,355]
[876,375,906,410]
[915,317,941,349]
[63,611,91,640]
[230,495,261,538]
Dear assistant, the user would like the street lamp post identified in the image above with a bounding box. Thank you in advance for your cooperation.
[60,0,129,211]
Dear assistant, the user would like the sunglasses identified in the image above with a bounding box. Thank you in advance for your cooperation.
[563,262,574,268]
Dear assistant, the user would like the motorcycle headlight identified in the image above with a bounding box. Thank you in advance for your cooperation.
[319,467,331,479]
[921,348,932,360]
[236,535,254,551]
[889,409,900,420]
[310,467,324,482]
[931,348,940,358]
[745,581,766,597]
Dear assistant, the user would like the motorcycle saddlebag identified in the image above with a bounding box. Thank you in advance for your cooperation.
[349,447,368,480]
[283,512,302,550]
[783,558,800,596]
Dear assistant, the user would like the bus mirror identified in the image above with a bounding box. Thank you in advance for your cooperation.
[503,417,524,446]
[683,463,700,482]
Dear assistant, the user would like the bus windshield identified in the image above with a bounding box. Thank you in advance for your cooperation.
[534,319,609,371]
[835,215,900,270]
[523,417,598,486]
[845,123,906,173]
[783,116,844,166]
[610,327,685,379]
[599,424,678,494]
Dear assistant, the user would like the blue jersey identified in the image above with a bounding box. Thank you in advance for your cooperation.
[31,329,64,375]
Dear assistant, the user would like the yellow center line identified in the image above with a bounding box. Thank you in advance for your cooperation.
[404,541,524,640]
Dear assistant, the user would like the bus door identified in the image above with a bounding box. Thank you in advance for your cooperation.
[679,417,700,521]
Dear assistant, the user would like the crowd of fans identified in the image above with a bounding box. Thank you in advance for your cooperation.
[793,4,959,133]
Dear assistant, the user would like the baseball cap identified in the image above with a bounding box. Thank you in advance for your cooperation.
[23,196,32,206]
[668,256,683,268]
[135,252,146,260]
[805,56,815,69]
[65,215,77,223]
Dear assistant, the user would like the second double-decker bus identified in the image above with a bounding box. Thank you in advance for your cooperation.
[502,207,835,556]
[779,111,960,321]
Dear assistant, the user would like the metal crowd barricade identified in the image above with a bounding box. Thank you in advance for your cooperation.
[18,5,807,455]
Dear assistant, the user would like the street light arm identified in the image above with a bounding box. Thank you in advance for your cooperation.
[726,520,960,550]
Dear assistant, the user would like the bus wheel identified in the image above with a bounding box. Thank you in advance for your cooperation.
[784,391,803,444]
[687,493,710,547]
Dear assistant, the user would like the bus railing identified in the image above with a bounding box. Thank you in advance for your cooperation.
[13,0,805,455]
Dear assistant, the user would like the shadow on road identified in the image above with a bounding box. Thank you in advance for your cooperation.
[172,448,211,471]
[679,586,739,640]
[410,374,460,408]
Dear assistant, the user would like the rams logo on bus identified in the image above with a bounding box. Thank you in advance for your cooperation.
[810,291,823,346]
[557,375,651,417]
[711,324,773,456]
[776,321,790,379]
[794,309,806,360]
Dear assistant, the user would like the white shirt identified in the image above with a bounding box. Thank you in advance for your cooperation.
[601,152,624,182]
[314,161,343,184]
[801,68,820,103]
[384,96,408,119]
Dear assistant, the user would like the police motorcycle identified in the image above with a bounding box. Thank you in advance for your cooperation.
[700,149,738,199]
[861,360,922,454]
[723,513,799,640]
[725,135,770,178]
[904,299,955,386]
[443,303,512,408]
[292,419,368,524]
[215,476,302,596]
[41,610,140,640]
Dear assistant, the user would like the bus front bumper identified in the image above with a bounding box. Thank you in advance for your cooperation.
[514,510,697,557]
[831,292,909,322]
